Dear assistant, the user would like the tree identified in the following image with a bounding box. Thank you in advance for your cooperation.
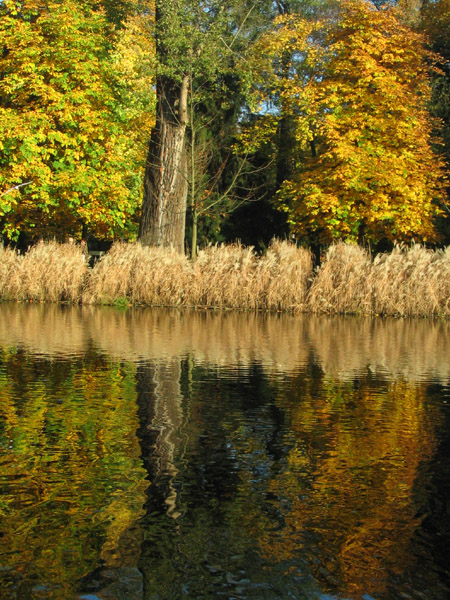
[420,0,450,240]
[0,0,155,242]
[186,95,269,258]
[245,0,447,246]
[236,0,334,255]
[138,0,301,254]
[138,1,246,252]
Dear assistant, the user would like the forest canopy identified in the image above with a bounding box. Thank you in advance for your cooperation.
[0,0,448,249]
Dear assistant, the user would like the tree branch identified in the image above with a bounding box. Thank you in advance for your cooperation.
[1,181,32,198]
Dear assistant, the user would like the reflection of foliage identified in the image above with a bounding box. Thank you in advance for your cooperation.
[0,348,147,598]
[140,359,443,600]
[259,375,438,598]
[0,322,446,600]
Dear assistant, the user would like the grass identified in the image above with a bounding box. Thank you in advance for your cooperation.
[0,244,22,301]
[306,242,372,315]
[2,239,450,317]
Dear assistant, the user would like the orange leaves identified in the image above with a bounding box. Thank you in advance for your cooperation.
[239,0,447,245]
[270,0,447,244]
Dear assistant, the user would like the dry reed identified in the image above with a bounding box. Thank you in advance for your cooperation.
[128,244,191,306]
[255,239,313,311]
[189,243,259,309]
[368,244,450,317]
[4,241,88,302]
[82,242,191,305]
[188,240,312,311]
[84,239,311,311]
[3,239,450,317]
[307,242,373,314]
[0,245,23,300]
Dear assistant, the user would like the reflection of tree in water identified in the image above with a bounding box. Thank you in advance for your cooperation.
[136,358,321,599]
[137,359,184,519]
[135,355,449,600]
[253,370,448,600]
[0,348,147,600]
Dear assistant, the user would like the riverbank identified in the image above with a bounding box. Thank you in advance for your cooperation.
[1,240,450,317]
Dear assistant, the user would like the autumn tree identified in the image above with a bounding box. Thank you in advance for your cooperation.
[245,0,446,246]
[0,0,155,242]
[420,0,450,238]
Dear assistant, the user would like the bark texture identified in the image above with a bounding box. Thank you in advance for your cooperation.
[139,75,189,253]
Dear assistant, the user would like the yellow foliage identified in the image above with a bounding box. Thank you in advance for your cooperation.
[0,0,156,241]
[242,0,447,245]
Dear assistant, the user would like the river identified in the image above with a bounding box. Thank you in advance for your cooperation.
[0,304,449,599]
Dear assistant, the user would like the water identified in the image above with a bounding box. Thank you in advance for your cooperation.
[0,304,450,600]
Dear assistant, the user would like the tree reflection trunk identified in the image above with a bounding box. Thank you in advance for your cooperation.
[136,358,184,517]
[135,357,185,598]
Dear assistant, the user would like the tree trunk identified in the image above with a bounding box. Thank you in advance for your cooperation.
[191,208,198,260]
[276,114,295,189]
[139,75,189,253]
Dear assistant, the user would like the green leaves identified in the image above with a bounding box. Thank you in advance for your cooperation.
[0,0,155,241]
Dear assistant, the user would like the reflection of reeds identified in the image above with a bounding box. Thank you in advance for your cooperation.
[0,303,88,356]
[3,240,450,316]
[2,304,450,382]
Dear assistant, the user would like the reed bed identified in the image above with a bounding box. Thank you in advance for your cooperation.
[0,245,23,300]
[256,239,313,311]
[82,242,191,306]
[1,241,87,302]
[307,242,373,314]
[368,245,450,317]
[129,244,191,306]
[187,240,312,310]
[307,242,450,317]
[190,243,259,309]
[82,239,312,311]
[2,239,450,317]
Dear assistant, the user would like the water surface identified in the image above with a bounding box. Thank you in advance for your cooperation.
[0,304,450,600]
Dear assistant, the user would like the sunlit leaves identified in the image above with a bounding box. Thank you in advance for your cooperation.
[290,1,446,244]
[0,0,155,241]
[244,0,447,245]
